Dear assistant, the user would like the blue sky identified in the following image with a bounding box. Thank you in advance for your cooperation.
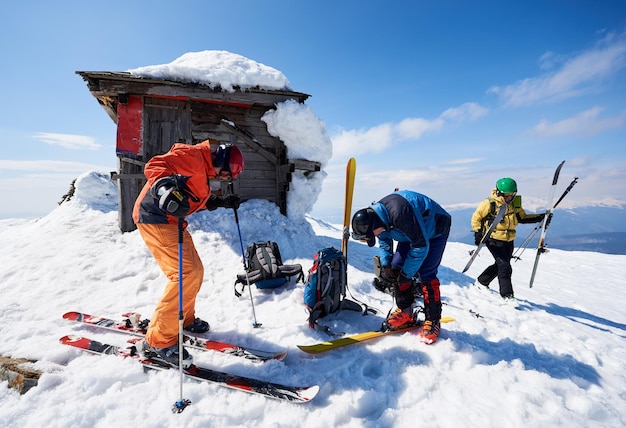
[1,1,625,221]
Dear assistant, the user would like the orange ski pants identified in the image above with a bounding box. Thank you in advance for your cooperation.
[137,223,205,349]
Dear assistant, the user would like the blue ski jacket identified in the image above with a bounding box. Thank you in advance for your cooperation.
[370,190,451,279]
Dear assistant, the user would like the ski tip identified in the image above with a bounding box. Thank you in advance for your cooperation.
[62,311,79,320]
[274,351,288,361]
[59,335,86,345]
[299,385,320,402]
[59,335,72,343]
[296,345,325,355]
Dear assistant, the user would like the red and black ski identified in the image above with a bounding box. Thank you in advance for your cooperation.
[62,311,286,362]
[59,335,318,403]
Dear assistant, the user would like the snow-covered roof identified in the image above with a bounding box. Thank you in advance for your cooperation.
[127,50,292,92]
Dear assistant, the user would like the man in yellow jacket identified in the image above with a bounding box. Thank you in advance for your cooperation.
[133,140,244,367]
[471,177,546,305]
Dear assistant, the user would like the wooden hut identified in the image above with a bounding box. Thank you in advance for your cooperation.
[76,71,321,232]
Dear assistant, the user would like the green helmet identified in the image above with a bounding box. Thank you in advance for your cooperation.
[496,177,517,194]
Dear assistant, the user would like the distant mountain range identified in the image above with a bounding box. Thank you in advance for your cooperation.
[447,204,626,255]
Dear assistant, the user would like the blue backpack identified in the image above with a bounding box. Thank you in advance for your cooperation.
[235,241,303,296]
[303,247,375,334]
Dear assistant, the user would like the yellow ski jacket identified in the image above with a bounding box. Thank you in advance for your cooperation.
[471,189,543,242]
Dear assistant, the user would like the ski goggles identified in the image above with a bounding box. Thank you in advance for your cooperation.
[497,191,517,201]
[351,231,376,247]
[213,144,233,179]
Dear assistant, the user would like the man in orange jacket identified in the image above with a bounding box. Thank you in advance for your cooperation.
[133,140,244,367]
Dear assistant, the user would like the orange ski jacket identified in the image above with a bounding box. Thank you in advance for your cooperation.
[133,141,217,226]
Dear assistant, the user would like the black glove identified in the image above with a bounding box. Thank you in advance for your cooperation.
[474,231,483,246]
[221,194,241,209]
[205,194,220,211]
[205,194,241,211]
[381,265,399,283]
[150,175,191,218]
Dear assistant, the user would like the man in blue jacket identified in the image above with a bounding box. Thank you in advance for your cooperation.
[351,190,451,344]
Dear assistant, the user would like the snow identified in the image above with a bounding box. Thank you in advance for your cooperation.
[128,50,291,92]
[0,171,625,427]
[2,50,625,427]
[261,98,333,219]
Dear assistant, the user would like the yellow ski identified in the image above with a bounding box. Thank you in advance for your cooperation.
[341,158,356,257]
[297,316,455,354]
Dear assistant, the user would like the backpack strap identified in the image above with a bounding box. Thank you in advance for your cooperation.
[344,290,378,315]
[234,269,267,297]
[480,199,498,232]
[487,199,497,219]
[340,298,375,313]
[308,297,376,336]
[255,245,279,279]
[277,264,304,283]
[308,309,343,336]
[234,265,304,297]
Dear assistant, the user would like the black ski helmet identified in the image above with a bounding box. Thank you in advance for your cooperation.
[351,208,378,247]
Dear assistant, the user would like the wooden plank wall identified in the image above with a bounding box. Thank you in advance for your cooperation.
[190,100,288,209]
[115,96,294,231]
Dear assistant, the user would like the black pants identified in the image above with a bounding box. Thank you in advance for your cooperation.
[477,239,515,298]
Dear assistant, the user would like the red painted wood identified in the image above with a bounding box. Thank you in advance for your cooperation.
[116,96,143,155]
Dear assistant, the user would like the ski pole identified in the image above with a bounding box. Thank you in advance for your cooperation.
[172,217,191,413]
[552,177,578,209]
[232,204,262,328]
[513,223,542,261]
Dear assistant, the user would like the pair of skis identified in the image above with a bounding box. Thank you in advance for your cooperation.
[529,162,578,287]
[61,311,317,403]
